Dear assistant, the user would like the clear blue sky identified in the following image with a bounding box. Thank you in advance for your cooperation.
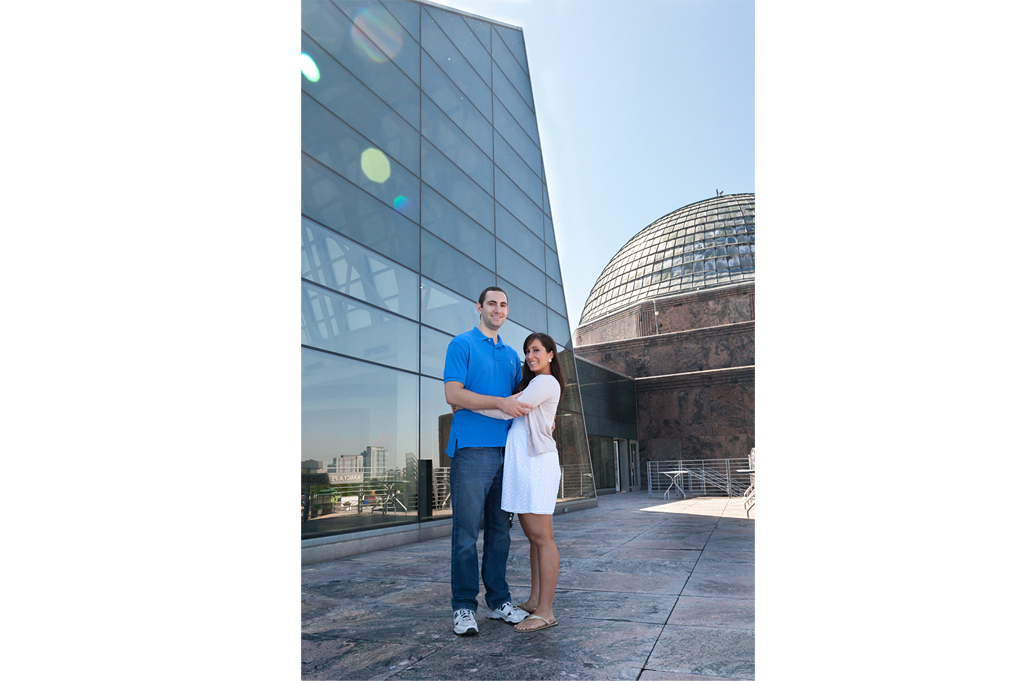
[430,0,754,332]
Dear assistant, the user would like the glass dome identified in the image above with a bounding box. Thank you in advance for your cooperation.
[579,193,754,325]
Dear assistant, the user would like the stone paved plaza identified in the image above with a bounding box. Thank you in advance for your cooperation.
[302,491,755,680]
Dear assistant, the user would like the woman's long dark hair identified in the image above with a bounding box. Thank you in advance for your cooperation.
[514,332,565,398]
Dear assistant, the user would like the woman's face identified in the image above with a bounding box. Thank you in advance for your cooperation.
[525,339,554,375]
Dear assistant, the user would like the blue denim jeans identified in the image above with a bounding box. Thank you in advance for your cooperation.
[450,446,512,612]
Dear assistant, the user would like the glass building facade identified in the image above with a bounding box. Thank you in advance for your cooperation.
[576,356,640,493]
[579,194,755,324]
[301,0,594,541]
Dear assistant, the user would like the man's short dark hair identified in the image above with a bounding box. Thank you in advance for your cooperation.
[477,286,507,306]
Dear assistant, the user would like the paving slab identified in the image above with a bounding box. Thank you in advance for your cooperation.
[434,617,664,669]
[646,625,755,679]
[681,561,754,599]
[547,588,680,624]
[300,637,441,680]
[395,649,642,680]
[667,596,755,630]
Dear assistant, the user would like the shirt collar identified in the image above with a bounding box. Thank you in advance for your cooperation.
[472,326,505,348]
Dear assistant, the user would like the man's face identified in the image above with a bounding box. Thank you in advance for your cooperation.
[477,291,508,331]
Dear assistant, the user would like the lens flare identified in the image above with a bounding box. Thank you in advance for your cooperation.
[393,195,409,211]
[351,8,403,63]
[361,148,391,183]
[300,52,320,82]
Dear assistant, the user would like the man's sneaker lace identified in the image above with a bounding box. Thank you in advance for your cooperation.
[485,601,529,624]
[453,609,479,636]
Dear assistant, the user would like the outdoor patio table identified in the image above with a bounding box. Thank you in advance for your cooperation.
[662,469,689,499]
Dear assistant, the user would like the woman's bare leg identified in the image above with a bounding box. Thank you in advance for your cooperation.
[519,541,540,613]
[514,513,558,631]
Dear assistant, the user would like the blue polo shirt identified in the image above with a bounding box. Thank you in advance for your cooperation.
[444,326,522,455]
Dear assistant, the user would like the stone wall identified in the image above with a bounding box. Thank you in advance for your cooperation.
[572,321,754,378]
[573,283,755,479]
[573,282,754,347]
[636,367,754,466]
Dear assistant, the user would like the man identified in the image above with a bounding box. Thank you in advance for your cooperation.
[443,286,532,636]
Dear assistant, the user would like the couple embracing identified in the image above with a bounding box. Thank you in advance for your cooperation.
[444,286,564,635]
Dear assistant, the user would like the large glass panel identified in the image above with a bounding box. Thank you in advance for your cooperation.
[425,5,491,86]
[301,155,418,270]
[588,436,616,490]
[542,183,550,216]
[461,12,490,51]
[544,214,556,249]
[496,169,543,239]
[492,58,539,146]
[421,138,494,232]
[302,348,418,538]
[331,0,419,85]
[544,245,562,284]
[302,33,418,175]
[301,1,418,127]
[546,277,567,317]
[491,25,533,111]
[302,282,419,373]
[420,376,454,519]
[420,325,453,379]
[494,98,541,178]
[421,185,496,268]
[421,10,491,120]
[421,94,493,194]
[493,23,530,75]
[547,308,571,346]
[496,240,546,303]
[557,346,584,413]
[421,230,496,303]
[555,411,594,500]
[381,0,420,42]
[496,204,544,266]
[498,278,546,333]
[494,132,542,208]
[421,278,479,337]
[302,217,418,320]
[421,54,493,158]
[498,317,530,360]
[302,93,420,218]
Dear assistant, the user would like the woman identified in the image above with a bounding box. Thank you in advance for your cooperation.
[468,332,565,632]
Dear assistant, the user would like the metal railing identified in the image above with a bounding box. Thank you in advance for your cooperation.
[305,461,598,521]
[432,467,452,511]
[647,458,752,498]
[559,463,596,501]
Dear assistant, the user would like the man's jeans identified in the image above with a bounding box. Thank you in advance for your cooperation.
[450,446,512,612]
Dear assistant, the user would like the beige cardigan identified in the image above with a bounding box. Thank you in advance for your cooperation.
[474,374,561,455]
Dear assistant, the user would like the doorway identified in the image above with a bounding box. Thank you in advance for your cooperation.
[614,439,641,492]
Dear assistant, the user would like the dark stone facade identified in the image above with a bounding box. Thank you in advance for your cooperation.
[574,282,755,474]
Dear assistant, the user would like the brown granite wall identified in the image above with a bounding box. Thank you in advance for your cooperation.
[636,367,755,471]
[574,282,754,346]
[573,283,755,484]
[572,304,645,345]
[573,321,754,378]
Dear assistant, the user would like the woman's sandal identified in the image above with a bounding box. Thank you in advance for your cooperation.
[515,614,558,632]
[518,603,536,614]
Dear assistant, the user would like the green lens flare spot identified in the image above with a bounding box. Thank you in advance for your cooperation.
[361,148,391,183]
[300,52,320,82]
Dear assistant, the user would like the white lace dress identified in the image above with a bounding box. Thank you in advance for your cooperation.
[476,374,562,515]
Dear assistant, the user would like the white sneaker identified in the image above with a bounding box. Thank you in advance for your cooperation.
[453,609,479,636]
[484,601,529,624]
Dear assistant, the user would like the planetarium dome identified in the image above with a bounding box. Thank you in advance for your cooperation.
[578,193,755,325]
